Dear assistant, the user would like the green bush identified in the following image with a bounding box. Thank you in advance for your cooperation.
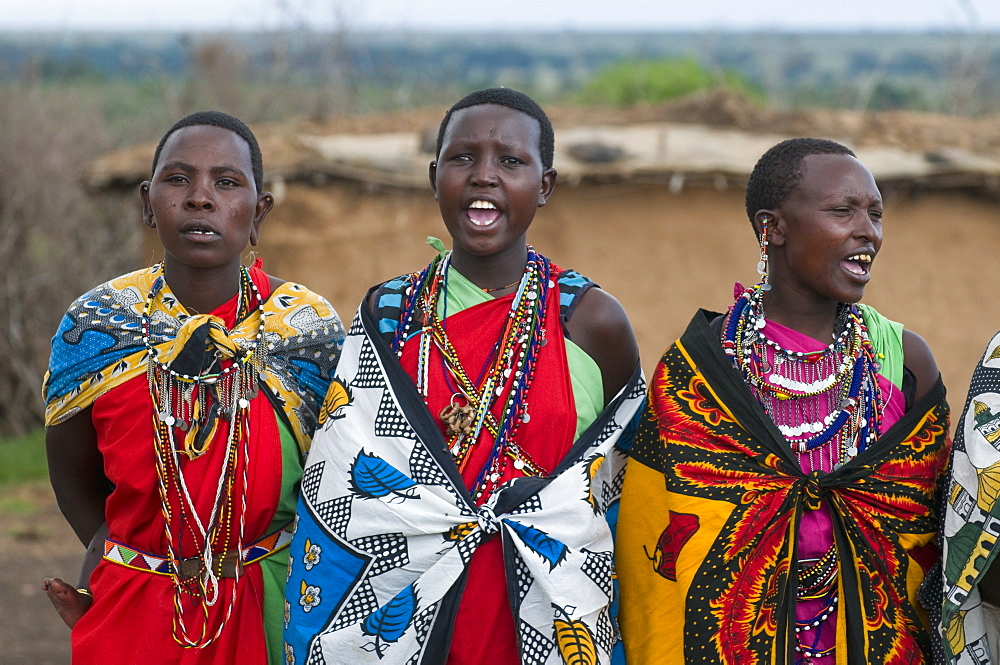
[578,56,759,107]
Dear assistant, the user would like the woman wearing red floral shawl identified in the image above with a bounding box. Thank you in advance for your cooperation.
[618,138,949,664]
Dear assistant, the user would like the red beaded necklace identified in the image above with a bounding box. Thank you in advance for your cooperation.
[143,264,263,647]
[398,248,553,499]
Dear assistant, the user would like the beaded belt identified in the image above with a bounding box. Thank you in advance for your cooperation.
[102,523,294,579]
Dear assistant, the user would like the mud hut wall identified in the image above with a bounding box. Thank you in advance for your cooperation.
[138,180,1000,413]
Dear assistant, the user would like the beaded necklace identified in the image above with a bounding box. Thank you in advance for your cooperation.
[392,247,552,499]
[481,279,520,293]
[722,283,884,462]
[793,542,840,664]
[143,265,266,452]
[143,263,265,648]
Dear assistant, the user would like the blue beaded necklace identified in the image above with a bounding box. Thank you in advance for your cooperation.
[722,283,883,458]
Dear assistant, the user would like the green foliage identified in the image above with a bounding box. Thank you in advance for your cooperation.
[789,80,932,113]
[867,81,931,111]
[0,430,47,485]
[577,56,760,107]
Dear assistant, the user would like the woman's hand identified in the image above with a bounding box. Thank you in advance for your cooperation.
[41,520,107,628]
[41,577,94,629]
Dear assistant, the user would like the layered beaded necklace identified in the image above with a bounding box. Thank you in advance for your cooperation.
[392,247,552,499]
[722,282,884,465]
[142,263,266,647]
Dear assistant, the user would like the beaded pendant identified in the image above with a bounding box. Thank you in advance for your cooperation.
[143,265,266,459]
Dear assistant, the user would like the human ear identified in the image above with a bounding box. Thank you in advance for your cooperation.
[756,210,785,247]
[537,168,557,207]
[250,193,274,247]
[139,182,155,228]
[428,161,438,201]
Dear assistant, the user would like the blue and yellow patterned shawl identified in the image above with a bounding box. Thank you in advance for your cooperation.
[43,263,344,452]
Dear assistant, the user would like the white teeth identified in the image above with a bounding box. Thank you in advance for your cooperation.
[468,200,496,209]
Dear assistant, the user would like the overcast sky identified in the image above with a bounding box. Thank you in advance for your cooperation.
[4,0,1000,33]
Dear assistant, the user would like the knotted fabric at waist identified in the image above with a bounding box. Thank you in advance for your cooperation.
[102,522,294,579]
[799,466,874,510]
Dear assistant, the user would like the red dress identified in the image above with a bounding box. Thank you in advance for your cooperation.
[398,279,578,665]
[71,270,286,664]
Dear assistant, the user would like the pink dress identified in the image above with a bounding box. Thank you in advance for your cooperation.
[760,319,905,664]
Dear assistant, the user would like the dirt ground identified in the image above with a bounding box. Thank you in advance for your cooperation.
[0,483,78,664]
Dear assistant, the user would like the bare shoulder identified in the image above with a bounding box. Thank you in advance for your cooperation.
[365,286,384,315]
[268,275,287,292]
[902,328,940,403]
[564,287,639,405]
[46,409,98,453]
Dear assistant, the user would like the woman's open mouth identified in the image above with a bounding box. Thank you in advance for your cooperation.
[466,200,499,227]
[841,253,872,276]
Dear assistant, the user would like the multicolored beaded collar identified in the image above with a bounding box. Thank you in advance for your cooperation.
[722,282,884,461]
[392,247,553,499]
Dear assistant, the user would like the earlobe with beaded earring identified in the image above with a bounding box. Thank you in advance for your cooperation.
[757,215,771,291]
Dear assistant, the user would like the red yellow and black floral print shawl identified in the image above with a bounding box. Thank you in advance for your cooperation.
[617,309,950,665]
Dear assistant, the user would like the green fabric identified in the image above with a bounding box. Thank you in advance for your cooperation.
[443,266,604,438]
[564,343,605,436]
[262,418,304,665]
[857,303,905,389]
[427,236,448,256]
[262,554,289,665]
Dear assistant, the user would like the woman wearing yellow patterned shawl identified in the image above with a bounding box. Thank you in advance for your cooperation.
[40,111,343,665]
[618,138,950,664]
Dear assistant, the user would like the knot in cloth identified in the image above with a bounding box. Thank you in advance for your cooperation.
[801,466,873,510]
[166,317,245,376]
[476,505,501,534]
[803,471,827,511]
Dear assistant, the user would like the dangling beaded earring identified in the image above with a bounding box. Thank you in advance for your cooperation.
[757,215,771,291]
